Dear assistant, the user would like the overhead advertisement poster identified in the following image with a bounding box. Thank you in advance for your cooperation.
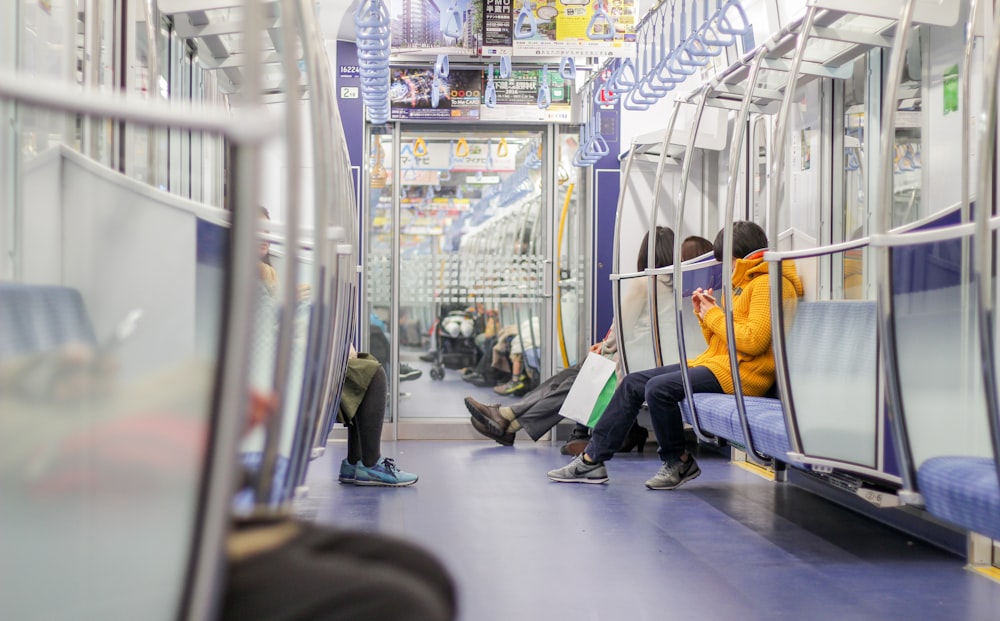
[482,0,514,56]
[479,68,571,122]
[395,139,518,172]
[390,0,483,55]
[508,0,636,57]
[390,68,483,120]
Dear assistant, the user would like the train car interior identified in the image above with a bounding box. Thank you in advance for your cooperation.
[1,1,1000,620]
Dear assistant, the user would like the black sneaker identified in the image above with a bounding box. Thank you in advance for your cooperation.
[419,352,436,362]
[399,364,422,381]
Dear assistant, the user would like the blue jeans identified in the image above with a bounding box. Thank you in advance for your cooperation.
[586,364,723,463]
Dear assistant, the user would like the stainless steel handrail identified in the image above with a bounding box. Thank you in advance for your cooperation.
[715,47,774,465]
[765,3,819,464]
[870,223,977,248]
[974,0,1000,489]
[873,0,921,495]
[611,143,638,374]
[612,100,682,375]
[669,84,719,447]
[253,0,304,509]
[0,69,279,144]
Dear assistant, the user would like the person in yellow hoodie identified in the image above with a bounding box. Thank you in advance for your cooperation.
[548,221,803,489]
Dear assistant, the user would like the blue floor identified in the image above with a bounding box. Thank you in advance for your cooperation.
[300,438,1000,621]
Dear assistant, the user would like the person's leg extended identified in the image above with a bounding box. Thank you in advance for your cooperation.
[644,365,721,490]
[547,365,677,484]
[588,364,680,463]
[513,363,581,440]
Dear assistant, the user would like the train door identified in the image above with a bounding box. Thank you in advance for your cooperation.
[362,125,563,437]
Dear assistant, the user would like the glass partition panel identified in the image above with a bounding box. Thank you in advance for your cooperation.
[842,56,867,244]
[780,253,879,467]
[393,128,548,418]
[890,27,923,228]
[616,156,677,279]
[618,274,657,373]
[248,238,319,504]
[365,130,393,418]
[670,260,723,363]
[0,114,228,620]
[891,231,990,468]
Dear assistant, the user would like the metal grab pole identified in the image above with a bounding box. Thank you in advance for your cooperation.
[873,0,921,494]
[646,100,684,370]
[974,0,1000,486]
[671,85,719,447]
[719,49,775,466]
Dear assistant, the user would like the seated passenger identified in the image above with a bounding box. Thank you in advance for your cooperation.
[491,316,540,396]
[682,235,714,261]
[338,346,419,486]
[547,221,802,489]
[464,226,678,453]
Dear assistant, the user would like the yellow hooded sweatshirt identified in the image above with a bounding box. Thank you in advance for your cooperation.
[689,251,803,396]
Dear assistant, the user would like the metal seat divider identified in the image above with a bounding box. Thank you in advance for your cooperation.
[254,0,304,510]
[645,101,684,371]
[713,47,775,467]
[870,0,927,503]
[633,98,724,445]
[669,84,727,448]
[973,0,1000,506]
[610,143,637,374]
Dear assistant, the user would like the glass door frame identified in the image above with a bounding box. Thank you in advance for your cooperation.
[361,121,564,439]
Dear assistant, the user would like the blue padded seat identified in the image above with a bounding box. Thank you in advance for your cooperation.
[234,451,292,508]
[680,394,791,458]
[917,456,1000,540]
[678,299,876,462]
[0,283,97,357]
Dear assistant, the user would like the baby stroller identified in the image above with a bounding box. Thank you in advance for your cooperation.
[429,290,484,381]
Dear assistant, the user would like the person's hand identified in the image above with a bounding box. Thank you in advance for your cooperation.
[589,342,602,354]
[694,288,717,320]
[297,283,312,302]
[692,287,705,315]
[248,390,278,429]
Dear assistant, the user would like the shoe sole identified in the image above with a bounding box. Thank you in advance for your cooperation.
[464,399,510,435]
[560,439,589,456]
[338,477,355,484]
[355,478,418,487]
[469,415,515,446]
[399,374,421,381]
[547,474,609,484]
[645,467,701,490]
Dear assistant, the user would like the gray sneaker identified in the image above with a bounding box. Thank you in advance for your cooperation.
[547,454,609,484]
[645,457,701,490]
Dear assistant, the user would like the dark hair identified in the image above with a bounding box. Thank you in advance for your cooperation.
[713,221,768,262]
[681,236,713,262]
[637,226,675,272]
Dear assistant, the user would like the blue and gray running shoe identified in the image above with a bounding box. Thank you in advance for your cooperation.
[339,458,356,484]
[355,457,418,486]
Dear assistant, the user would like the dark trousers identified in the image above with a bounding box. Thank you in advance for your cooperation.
[513,363,582,440]
[587,363,722,463]
[347,366,386,468]
[222,522,457,621]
